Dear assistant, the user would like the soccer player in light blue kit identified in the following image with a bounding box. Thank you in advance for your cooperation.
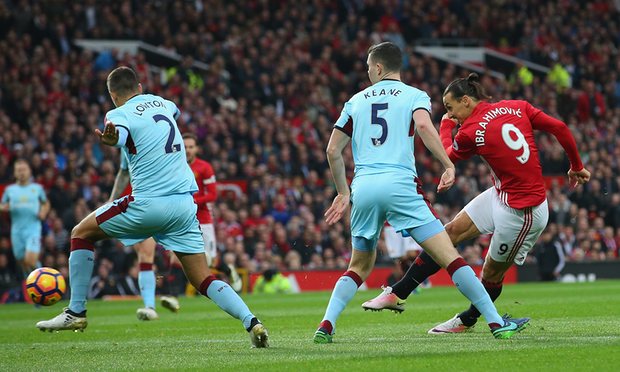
[0,159,50,278]
[37,67,268,348]
[313,42,528,343]
[107,152,180,321]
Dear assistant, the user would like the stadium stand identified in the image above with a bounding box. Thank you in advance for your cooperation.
[0,0,618,299]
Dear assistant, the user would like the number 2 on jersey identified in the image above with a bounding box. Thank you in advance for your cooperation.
[152,114,181,153]
[371,103,388,146]
[501,123,530,164]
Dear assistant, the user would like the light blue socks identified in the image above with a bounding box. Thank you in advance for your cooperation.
[206,279,254,329]
[68,249,94,314]
[321,271,363,333]
[139,270,156,309]
[451,265,504,325]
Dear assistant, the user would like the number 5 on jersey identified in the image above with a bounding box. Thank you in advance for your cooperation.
[152,114,181,153]
[371,103,388,146]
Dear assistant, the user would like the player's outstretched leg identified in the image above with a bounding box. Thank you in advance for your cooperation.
[362,251,440,312]
[178,252,268,348]
[446,258,528,339]
[429,278,503,333]
[420,232,527,339]
[37,213,109,332]
[36,238,94,332]
[199,275,268,347]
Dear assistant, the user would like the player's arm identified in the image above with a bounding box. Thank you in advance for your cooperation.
[0,192,7,213]
[96,114,129,147]
[109,168,130,202]
[324,128,351,225]
[38,200,51,220]
[37,186,50,220]
[439,114,476,163]
[193,167,217,204]
[413,109,455,193]
[528,104,590,187]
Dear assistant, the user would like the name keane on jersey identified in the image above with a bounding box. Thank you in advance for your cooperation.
[475,107,523,147]
[363,88,402,99]
[133,100,166,116]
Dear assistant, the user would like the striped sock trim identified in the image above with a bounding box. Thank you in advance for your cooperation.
[343,270,363,287]
[139,262,153,271]
[70,238,95,252]
[198,275,218,298]
[446,257,468,277]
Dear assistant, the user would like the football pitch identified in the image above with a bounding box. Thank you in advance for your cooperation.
[1,281,619,371]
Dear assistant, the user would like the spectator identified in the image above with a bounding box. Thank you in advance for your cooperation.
[0,0,617,300]
[534,228,566,281]
[88,258,119,299]
[576,79,606,123]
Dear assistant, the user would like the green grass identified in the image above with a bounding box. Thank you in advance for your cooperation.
[1,281,620,371]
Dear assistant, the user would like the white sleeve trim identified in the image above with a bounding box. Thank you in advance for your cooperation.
[203,175,216,184]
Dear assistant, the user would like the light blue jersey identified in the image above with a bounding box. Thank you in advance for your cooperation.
[2,182,46,258]
[334,79,431,178]
[120,150,129,171]
[333,79,443,248]
[97,94,204,254]
[1,183,46,230]
[106,94,197,197]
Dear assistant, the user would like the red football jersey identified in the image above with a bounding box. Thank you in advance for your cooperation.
[440,100,583,209]
[190,157,217,224]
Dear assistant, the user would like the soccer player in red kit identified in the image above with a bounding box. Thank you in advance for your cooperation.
[363,73,590,333]
[182,133,218,266]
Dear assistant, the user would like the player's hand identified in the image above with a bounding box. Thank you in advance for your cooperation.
[37,210,46,220]
[0,203,8,212]
[95,121,119,146]
[567,167,590,188]
[324,193,350,225]
[437,167,455,193]
[441,113,458,127]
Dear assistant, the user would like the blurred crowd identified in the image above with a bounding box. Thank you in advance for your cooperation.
[1,0,619,298]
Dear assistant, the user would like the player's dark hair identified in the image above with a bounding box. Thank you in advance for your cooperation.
[182,132,198,143]
[13,158,29,166]
[107,66,139,96]
[367,42,402,73]
[443,73,491,101]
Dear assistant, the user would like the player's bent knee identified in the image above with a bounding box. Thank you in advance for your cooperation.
[444,222,459,242]
[24,254,38,268]
[71,214,107,242]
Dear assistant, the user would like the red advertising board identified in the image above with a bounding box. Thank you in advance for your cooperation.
[249,265,517,292]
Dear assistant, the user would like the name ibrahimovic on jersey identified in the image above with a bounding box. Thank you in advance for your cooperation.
[474,106,524,147]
